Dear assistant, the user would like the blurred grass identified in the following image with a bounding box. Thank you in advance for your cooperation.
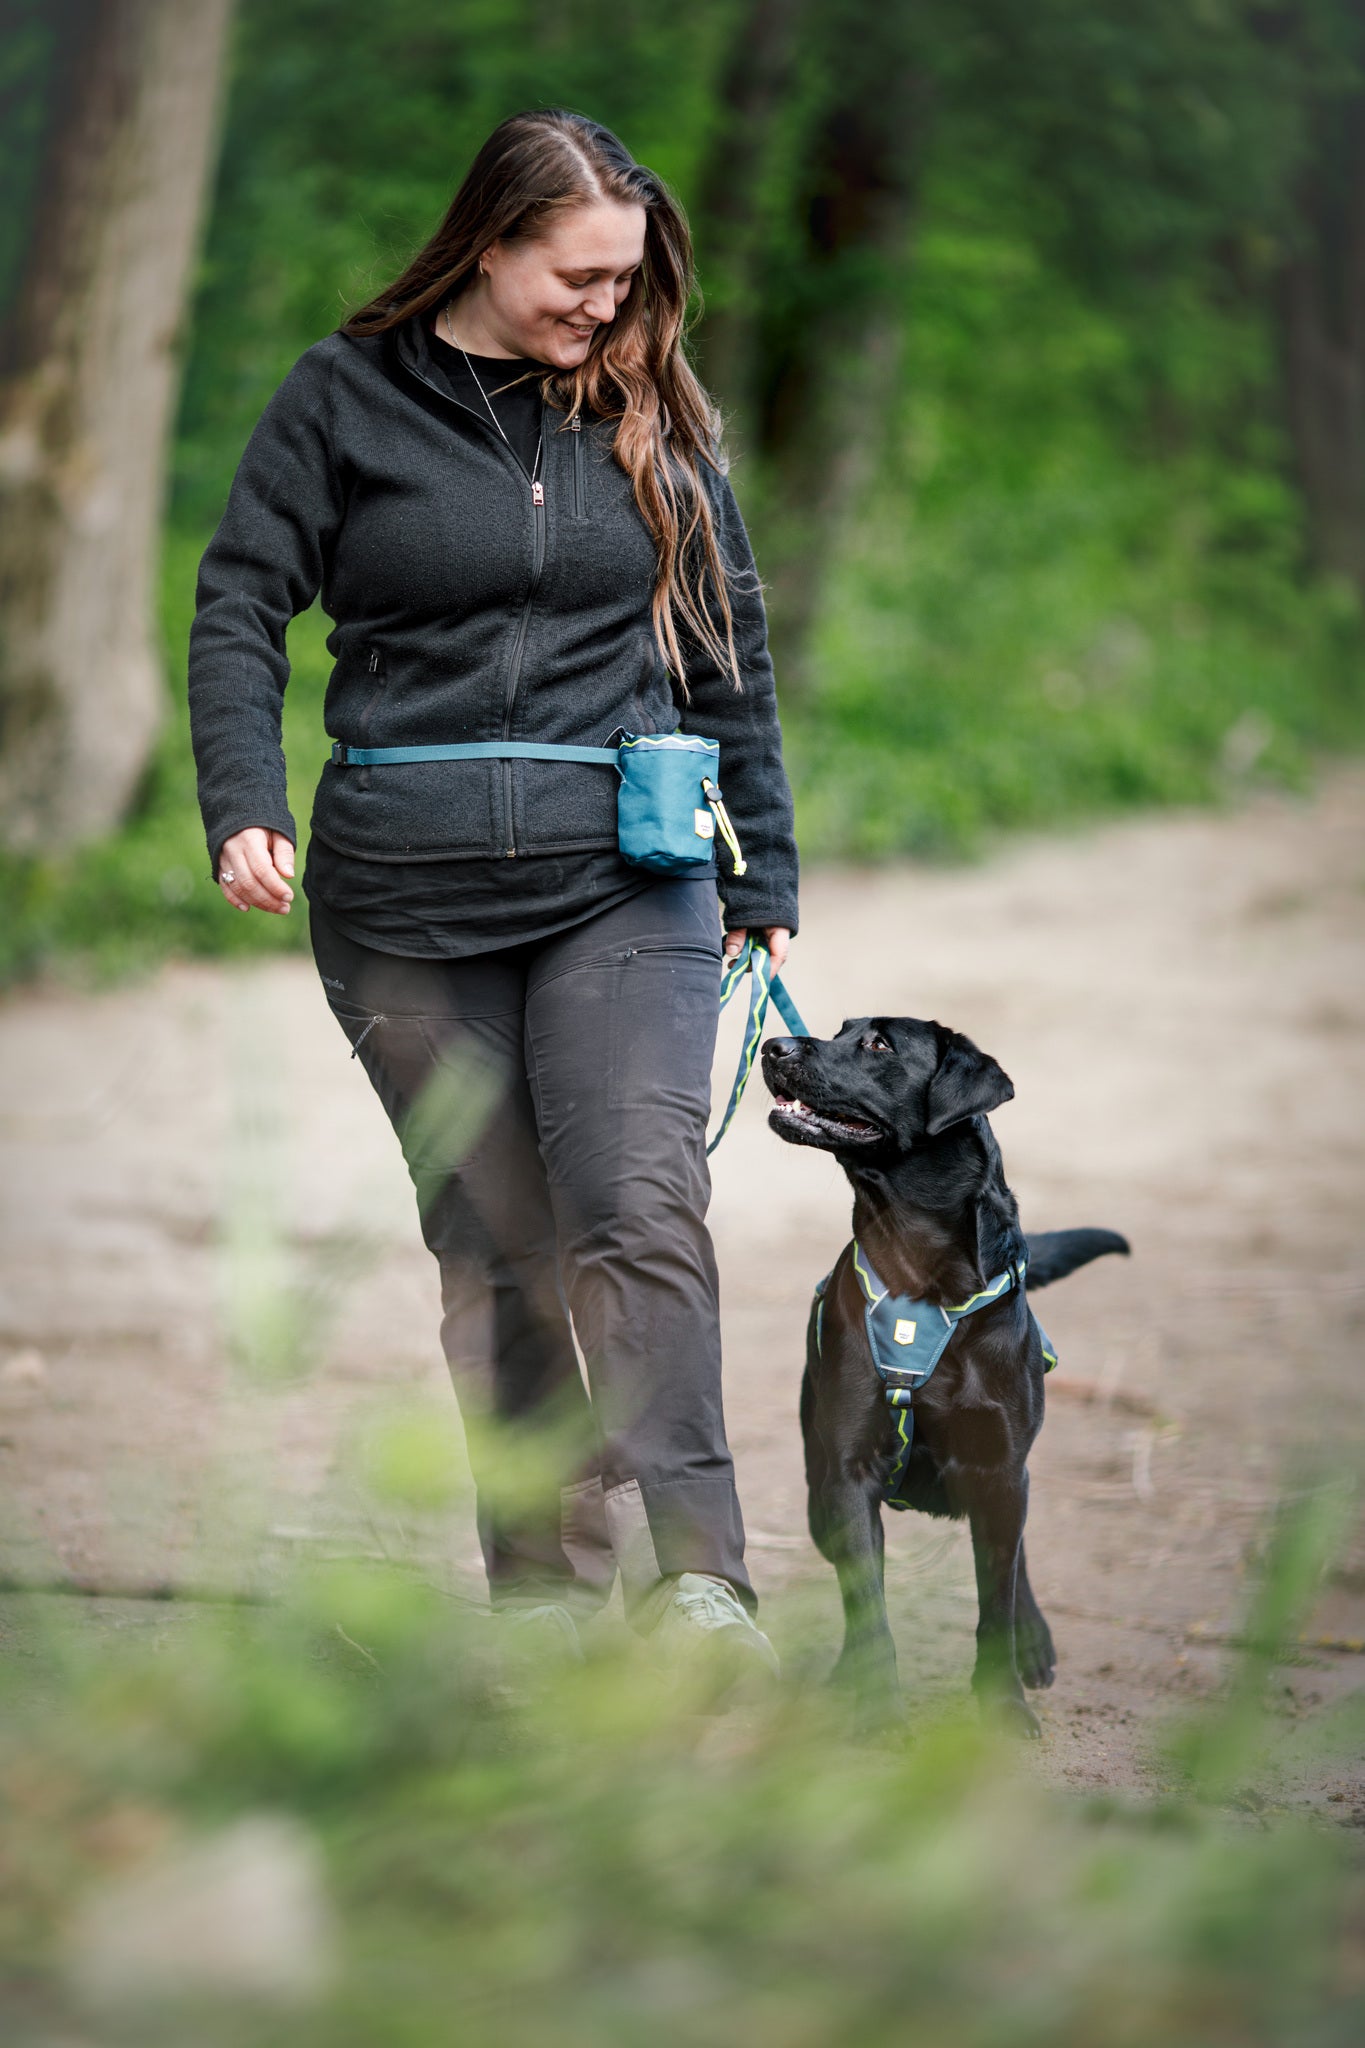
[0,1136,1359,2041]
[0,1466,1360,2045]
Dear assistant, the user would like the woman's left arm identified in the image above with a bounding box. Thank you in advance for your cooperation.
[676,461,800,962]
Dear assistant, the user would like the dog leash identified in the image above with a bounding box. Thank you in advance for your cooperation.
[709,936,809,1155]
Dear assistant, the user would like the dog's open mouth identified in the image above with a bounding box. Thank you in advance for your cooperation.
[768,1093,884,1145]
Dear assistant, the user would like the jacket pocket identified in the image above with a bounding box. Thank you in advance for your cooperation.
[356,645,386,791]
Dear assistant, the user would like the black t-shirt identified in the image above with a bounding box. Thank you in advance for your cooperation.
[427,320,545,478]
[304,315,659,959]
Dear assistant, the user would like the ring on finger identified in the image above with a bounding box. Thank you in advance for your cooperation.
[220,869,236,884]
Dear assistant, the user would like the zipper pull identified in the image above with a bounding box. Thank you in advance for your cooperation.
[367,649,379,672]
[569,414,581,431]
[532,481,545,506]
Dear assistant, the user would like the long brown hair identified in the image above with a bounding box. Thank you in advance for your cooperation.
[343,109,746,695]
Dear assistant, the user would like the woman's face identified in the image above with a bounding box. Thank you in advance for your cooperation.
[479,199,647,366]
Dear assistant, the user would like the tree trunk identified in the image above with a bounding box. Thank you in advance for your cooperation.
[691,0,802,456]
[1278,61,1365,594]
[756,22,927,697]
[0,0,235,854]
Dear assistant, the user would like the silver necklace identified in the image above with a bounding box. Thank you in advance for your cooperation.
[443,301,543,494]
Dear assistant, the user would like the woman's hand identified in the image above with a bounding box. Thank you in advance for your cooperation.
[723,925,791,973]
[217,828,296,914]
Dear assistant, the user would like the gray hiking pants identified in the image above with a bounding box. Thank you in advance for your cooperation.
[308,879,754,1625]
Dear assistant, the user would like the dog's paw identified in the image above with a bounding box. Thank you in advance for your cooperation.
[987,1692,1042,1741]
[1015,1616,1056,1691]
[829,1648,904,1732]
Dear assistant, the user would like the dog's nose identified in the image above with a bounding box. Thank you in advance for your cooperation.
[765,1037,803,1062]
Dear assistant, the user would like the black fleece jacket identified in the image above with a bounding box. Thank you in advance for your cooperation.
[187,312,799,935]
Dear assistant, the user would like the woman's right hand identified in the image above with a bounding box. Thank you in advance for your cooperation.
[217,827,295,914]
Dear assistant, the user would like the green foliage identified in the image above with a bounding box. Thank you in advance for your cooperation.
[172,0,737,530]
[0,1084,1358,2039]
[0,531,332,985]
[0,1480,1359,2044]
[783,183,1365,857]
[2,0,1363,981]
[0,0,63,318]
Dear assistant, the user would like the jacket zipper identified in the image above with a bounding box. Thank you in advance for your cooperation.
[396,351,549,858]
[501,486,546,854]
[571,413,583,518]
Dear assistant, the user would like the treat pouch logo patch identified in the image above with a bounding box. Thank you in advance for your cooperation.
[693,808,715,840]
[893,1318,917,1346]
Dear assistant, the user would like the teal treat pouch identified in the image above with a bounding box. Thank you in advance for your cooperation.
[615,731,746,877]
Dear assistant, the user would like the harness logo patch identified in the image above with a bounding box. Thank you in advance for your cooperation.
[893,1318,917,1346]
[693,808,714,839]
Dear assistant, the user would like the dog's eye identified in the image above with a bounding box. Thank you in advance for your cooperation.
[861,1032,893,1053]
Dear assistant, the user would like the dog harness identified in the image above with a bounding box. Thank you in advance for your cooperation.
[812,1242,1057,1510]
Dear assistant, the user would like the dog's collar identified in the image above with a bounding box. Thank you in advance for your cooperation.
[813,1241,1056,1510]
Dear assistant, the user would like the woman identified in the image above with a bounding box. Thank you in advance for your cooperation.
[188,109,798,1678]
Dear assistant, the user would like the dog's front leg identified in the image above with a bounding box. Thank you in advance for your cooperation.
[960,1467,1039,1738]
[1013,1538,1056,1691]
[809,1477,902,1723]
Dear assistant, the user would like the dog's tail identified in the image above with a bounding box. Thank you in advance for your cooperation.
[1024,1228,1130,1289]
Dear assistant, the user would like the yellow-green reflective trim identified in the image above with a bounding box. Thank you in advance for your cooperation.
[945,1256,1027,1316]
[708,938,810,1155]
[886,1405,915,1505]
[719,951,749,1005]
[617,733,714,752]
[731,949,770,1102]
[852,1242,887,1306]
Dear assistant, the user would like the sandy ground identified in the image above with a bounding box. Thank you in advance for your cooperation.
[1,771,1362,1810]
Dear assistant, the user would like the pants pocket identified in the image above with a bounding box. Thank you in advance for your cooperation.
[605,942,720,1114]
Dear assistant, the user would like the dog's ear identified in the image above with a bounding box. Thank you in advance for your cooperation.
[924,1029,1014,1135]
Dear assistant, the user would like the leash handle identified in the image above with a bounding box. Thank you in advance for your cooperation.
[707,936,809,1155]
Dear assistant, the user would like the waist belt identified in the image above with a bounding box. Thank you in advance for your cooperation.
[329,732,749,877]
[813,1241,1057,1509]
[328,736,808,1154]
[331,741,617,767]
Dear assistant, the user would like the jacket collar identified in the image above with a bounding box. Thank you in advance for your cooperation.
[391,307,467,415]
[391,307,566,423]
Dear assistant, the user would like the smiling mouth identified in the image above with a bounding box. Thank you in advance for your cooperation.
[768,1094,883,1143]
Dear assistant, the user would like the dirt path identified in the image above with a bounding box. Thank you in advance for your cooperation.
[2,772,1363,1807]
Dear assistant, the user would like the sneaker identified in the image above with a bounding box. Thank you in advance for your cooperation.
[494,1600,585,1665]
[651,1573,780,1697]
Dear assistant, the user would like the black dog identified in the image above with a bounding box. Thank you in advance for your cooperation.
[761,1017,1128,1735]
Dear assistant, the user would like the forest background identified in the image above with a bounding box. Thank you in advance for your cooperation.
[1,0,1363,980]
